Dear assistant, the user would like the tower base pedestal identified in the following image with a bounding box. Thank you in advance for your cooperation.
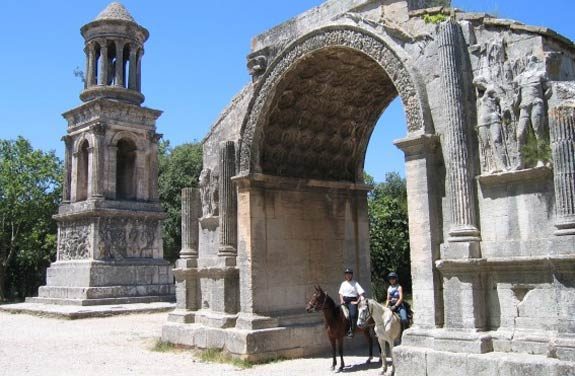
[28,259,175,306]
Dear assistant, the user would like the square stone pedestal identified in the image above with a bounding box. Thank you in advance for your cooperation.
[28,259,175,305]
[162,312,335,362]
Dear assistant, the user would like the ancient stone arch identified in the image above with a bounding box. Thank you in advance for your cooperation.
[166,1,575,374]
[239,25,434,180]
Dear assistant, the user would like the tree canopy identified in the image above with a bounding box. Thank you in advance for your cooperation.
[0,137,62,302]
[158,140,203,262]
[367,172,411,302]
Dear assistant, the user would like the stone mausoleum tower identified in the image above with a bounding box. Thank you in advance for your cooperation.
[30,3,174,305]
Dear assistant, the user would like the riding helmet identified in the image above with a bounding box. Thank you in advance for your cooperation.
[387,272,399,280]
[344,268,353,274]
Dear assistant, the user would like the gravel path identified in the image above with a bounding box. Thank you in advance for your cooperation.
[0,311,387,376]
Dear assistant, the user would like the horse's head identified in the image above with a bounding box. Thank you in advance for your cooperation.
[306,285,327,313]
[357,297,371,329]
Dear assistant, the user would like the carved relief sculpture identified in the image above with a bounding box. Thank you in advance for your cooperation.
[513,56,551,169]
[199,168,219,218]
[474,80,510,173]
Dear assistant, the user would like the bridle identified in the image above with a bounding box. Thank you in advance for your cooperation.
[358,298,375,328]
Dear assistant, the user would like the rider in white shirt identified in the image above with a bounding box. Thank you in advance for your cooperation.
[338,268,365,337]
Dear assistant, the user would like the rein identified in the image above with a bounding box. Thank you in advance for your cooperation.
[359,299,376,328]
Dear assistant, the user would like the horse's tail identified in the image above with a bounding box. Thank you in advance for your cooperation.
[404,301,414,326]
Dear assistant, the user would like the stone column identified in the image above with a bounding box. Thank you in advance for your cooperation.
[218,141,237,263]
[169,187,202,320]
[179,188,201,266]
[136,49,143,92]
[86,44,96,87]
[90,124,105,198]
[86,147,94,198]
[128,48,138,90]
[70,151,79,202]
[83,47,89,89]
[148,131,161,202]
[62,136,73,203]
[550,104,575,235]
[98,43,108,86]
[115,41,125,88]
[438,20,480,251]
[108,145,118,199]
[437,20,486,333]
[395,134,444,329]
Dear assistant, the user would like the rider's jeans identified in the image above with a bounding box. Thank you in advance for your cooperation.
[343,296,358,328]
[392,303,408,323]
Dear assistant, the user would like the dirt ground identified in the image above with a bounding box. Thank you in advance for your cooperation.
[0,311,388,376]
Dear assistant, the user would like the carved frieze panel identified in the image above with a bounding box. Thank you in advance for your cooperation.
[97,217,159,259]
[57,220,91,261]
[199,168,219,218]
[472,37,551,175]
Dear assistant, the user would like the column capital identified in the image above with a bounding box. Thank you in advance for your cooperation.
[147,130,163,144]
[90,123,106,136]
[61,135,73,146]
[394,133,439,157]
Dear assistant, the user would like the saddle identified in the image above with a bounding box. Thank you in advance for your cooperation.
[340,304,350,320]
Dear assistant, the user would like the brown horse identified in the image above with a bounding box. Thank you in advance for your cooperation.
[306,285,374,371]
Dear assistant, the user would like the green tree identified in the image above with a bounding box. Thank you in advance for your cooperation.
[158,140,203,262]
[0,137,62,302]
[367,172,411,302]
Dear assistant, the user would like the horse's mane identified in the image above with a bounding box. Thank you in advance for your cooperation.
[317,290,342,322]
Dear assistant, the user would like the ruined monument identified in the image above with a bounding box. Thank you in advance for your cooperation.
[28,3,174,306]
[160,0,575,374]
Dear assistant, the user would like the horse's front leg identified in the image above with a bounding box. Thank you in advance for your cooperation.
[365,329,373,364]
[378,338,388,374]
[338,338,345,371]
[385,340,394,375]
[330,338,337,370]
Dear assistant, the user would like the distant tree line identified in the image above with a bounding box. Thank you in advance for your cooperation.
[0,137,62,302]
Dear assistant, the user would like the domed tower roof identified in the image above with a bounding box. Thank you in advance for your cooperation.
[95,2,136,22]
[79,3,149,105]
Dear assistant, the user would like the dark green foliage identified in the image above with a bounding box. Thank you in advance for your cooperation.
[0,137,62,302]
[158,140,203,262]
[423,13,449,24]
[522,132,551,168]
[367,172,411,302]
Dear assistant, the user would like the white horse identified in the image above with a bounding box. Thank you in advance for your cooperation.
[357,297,402,375]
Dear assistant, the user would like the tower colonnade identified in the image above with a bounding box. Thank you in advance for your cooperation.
[83,39,143,91]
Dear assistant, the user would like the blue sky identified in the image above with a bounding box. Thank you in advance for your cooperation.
[1,1,573,182]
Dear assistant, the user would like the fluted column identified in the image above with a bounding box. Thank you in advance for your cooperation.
[180,188,201,261]
[129,48,138,90]
[90,124,105,198]
[218,141,237,262]
[115,41,125,88]
[148,131,161,202]
[98,43,109,86]
[550,104,575,235]
[62,136,73,203]
[438,20,480,245]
